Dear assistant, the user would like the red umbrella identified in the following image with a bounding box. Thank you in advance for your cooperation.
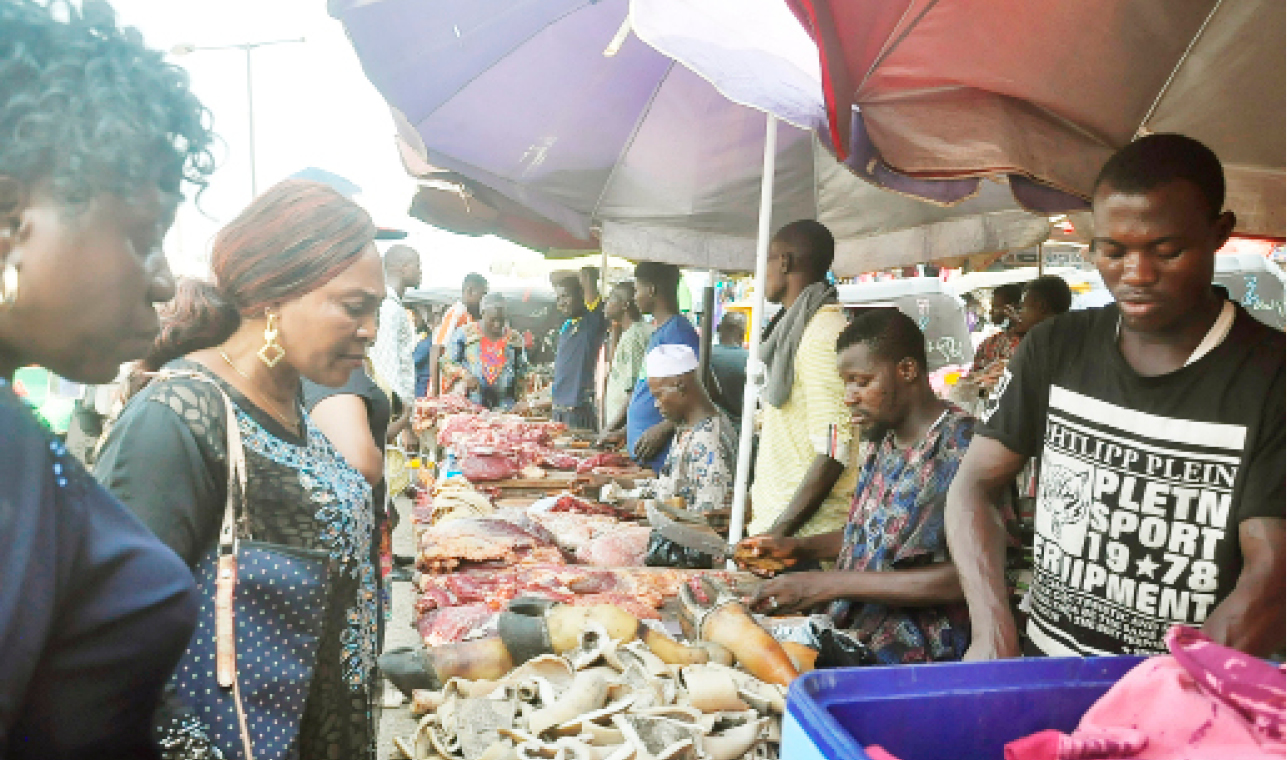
[786,0,1285,237]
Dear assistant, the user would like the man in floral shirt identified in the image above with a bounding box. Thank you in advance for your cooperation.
[642,345,736,514]
[737,308,974,664]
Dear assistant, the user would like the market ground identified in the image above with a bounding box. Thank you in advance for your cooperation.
[378,495,422,759]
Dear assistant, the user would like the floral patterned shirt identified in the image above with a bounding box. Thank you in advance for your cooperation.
[970,330,1022,373]
[443,322,528,410]
[829,404,975,664]
[653,412,736,513]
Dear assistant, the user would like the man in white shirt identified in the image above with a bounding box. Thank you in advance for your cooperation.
[370,244,422,445]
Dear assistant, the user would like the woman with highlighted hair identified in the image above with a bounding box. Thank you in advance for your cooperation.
[97,180,385,759]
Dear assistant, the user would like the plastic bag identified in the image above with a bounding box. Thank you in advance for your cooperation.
[643,531,716,569]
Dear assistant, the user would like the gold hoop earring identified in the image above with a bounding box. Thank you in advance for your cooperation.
[1,261,18,307]
[258,312,286,368]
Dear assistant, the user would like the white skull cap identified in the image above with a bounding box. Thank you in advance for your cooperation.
[646,344,699,379]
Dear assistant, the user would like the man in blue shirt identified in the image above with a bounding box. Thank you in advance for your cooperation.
[601,262,700,472]
[551,275,607,431]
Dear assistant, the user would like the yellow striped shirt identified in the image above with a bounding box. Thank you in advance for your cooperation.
[749,304,859,537]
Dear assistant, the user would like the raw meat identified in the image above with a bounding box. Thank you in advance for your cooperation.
[538,449,581,470]
[491,507,559,546]
[575,526,653,567]
[460,451,518,482]
[414,566,749,644]
[413,396,484,432]
[576,451,631,473]
[548,494,635,520]
[436,414,579,471]
[417,603,496,646]
[438,414,566,449]
[529,512,621,552]
[418,517,562,573]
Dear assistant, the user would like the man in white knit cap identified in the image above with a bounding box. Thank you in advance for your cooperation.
[643,344,737,514]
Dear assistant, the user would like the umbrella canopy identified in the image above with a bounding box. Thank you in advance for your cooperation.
[332,0,1050,273]
[782,0,1285,237]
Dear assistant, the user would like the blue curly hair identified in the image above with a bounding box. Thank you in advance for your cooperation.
[0,0,215,206]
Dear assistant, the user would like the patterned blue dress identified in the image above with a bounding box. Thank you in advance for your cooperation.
[96,360,378,759]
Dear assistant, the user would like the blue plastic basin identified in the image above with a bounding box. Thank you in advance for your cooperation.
[782,656,1145,760]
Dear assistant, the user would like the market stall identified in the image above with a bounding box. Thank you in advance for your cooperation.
[391,400,807,759]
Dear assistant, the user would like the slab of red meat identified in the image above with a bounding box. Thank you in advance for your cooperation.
[437,414,565,449]
[417,603,495,646]
[460,451,518,482]
[574,526,653,567]
[537,449,580,471]
[417,564,595,617]
[491,507,559,546]
[418,517,559,573]
[413,488,436,526]
[548,494,634,519]
[414,397,485,433]
[576,451,631,473]
[529,512,620,552]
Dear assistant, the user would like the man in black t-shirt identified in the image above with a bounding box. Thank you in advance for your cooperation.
[946,134,1285,659]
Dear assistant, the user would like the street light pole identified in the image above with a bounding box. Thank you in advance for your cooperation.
[244,46,257,196]
[171,37,305,200]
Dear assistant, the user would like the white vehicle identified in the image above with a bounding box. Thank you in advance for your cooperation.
[837,278,974,371]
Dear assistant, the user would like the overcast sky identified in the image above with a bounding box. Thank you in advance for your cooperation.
[108,0,537,282]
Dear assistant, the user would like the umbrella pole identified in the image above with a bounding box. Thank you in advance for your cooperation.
[600,248,610,429]
[698,268,717,386]
[727,114,778,563]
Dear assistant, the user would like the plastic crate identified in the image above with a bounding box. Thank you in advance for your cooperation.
[782,656,1144,760]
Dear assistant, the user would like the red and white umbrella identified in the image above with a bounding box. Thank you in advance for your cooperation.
[785,0,1285,237]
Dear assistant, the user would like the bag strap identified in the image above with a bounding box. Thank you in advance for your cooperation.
[154,369,256,760]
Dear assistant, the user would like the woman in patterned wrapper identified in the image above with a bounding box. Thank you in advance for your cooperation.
[96,180,385,759]
[441,291,529,410]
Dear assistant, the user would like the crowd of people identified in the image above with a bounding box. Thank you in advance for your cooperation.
[0,2,1281,759]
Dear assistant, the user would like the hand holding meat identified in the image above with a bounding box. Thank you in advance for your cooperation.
[733,535,801,576]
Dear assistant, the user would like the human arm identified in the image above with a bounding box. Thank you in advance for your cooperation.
[386,399,413,446]
[735,530,844,572]
[763,454,847,538]
[944,437,1028,660]
[1201,518,1285,656]
[95,390,222,567]
[1201,519,1286,655]
[747,562,964,615]
[633,418,676,462]
[598,402,630,446]
[310,394,383,487]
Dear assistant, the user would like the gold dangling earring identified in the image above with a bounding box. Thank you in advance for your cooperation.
[1,261,18,308]
[258,312,286,368]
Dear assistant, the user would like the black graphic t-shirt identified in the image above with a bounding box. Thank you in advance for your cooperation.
[980,303,1284,656]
